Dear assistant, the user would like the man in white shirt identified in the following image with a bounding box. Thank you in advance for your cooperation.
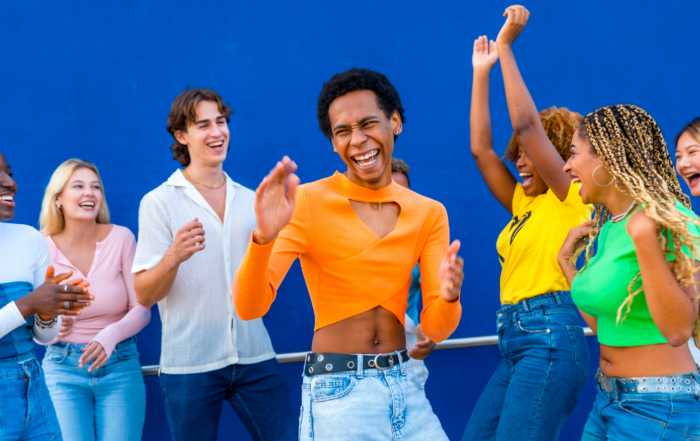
[132,89,295,441]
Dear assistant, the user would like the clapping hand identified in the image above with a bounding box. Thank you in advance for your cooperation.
[253,157,300,245]
[472,35,499,71]
[496,5,530,49]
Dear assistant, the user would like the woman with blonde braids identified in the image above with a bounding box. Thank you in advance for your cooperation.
[674,117,700,365]
[464,6,593,441]
[559,105,700,440]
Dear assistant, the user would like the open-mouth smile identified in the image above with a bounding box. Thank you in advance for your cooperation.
[685,172,700,187]
[0,193,15,207]
[519,172,534,186]
[352,149,379,169]
[79,201,96,210]
[207,141,225,151]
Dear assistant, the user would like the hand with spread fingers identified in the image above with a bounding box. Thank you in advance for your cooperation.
[496,5,530,48]
[408,324,437,360]
[15,266,94,320]
[79,341,109,372]
[438,240,464,302]
[253,156,300,245]
[472,35,499,72]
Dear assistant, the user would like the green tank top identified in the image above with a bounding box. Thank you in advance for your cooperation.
[571,201,699,347]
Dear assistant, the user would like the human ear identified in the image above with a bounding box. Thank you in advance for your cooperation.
[174,130,188,146]
[391,110,402,135]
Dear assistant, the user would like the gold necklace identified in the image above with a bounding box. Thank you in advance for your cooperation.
[183,168,226,190]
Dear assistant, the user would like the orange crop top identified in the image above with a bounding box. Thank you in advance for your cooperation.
[233,172,461,343]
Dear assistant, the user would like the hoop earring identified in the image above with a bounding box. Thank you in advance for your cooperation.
[592,165,615,187]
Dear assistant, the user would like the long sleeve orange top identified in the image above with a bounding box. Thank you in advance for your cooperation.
[233,172,461,343]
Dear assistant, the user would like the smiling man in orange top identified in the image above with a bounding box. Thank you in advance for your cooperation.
[233,68,464,439]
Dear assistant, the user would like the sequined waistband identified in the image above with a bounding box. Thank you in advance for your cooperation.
[596,368,700,395]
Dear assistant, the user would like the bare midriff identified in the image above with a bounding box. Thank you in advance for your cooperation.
[599,343,697,378]
[312,306,406,354]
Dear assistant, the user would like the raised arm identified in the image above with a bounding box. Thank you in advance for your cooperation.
[627,210,700,347]
[233,157,304,320]
[496,6,571,201]
[471,35,517,214]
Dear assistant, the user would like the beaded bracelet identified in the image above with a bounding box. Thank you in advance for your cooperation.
[34,315,57,329]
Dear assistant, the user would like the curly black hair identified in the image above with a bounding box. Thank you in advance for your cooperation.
[317,68,405,141]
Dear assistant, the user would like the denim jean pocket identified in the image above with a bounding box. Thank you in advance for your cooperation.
[516,314,550,334]
[44,346,67,364]
[566,325,590,380]
[311,375,356,403]
[617,398,669,427]
[115,343,140,361]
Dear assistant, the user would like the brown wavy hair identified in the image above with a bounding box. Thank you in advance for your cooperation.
[504,106,582,162]
[675,117,700,147]
[166,89,233,166]
[572,105,700,348]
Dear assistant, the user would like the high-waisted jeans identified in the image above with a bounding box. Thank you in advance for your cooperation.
[0,354,62,441]
[463,291,590,441]
[42,337,146,441]
[582,368,700,440]
[299,352,447,440]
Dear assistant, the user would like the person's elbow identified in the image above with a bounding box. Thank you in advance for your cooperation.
[134,272,157,308]
[662,326,693,347]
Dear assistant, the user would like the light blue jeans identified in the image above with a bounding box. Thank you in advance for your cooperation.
[42,337,146,441]
[299,352,447,440]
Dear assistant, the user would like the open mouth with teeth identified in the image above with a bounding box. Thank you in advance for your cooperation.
[571,175,582,184]
[79,201,96,210]
[0,194,15,206]
[686,173,700,187]
[207,141,224,151]
[352,149,380,169]
[519,172,534,187]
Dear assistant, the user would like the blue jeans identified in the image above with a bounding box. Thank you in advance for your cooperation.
[42,337,146,441]
[582,369,700,440]
[0,355,62,441]
[159,357,296,441]
[463,291,590,441]
[299,353,447,440]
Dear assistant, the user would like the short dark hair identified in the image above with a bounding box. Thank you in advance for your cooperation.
[317,68,406,141]
[391,157,411,188]
[166,88,233,166]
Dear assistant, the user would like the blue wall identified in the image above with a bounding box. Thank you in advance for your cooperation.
[2,1,699,439]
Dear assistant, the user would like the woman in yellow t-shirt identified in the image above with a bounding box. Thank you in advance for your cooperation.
[463,6,593,441]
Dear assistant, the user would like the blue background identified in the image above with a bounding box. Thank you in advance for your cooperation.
[2,1,700,439]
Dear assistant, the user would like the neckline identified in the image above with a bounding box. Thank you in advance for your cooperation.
[48,224,115,278]
[329,171,402,203]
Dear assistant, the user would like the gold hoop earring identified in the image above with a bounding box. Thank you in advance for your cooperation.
[592,165,615,187]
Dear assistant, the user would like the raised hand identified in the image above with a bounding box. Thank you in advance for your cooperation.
[15,267,94,319]
[253,157,300,245]
[472,35,499,71]
[438,240,464,302]
[496,5,530,48]
[408,324,437,360]
[558,220,596,264]
[79,341,109,372]
[167,219,206,265]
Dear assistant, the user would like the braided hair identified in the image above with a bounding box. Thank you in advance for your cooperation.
[573,105,700,348]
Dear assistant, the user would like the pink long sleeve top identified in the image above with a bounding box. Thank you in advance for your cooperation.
[45,225,151,356]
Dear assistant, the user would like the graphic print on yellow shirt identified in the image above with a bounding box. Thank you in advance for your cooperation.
[496,183,593,304]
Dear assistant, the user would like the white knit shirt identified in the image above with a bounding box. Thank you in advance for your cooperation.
[132,170,275,374]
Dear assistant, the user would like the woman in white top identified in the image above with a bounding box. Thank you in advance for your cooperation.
[0,150,93,441]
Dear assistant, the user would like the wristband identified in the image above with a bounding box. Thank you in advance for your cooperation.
[34,315,57,329]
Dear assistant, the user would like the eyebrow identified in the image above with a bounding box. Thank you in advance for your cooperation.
[70,180,100,184]
[333,116,379,132]
[195,115,226,125]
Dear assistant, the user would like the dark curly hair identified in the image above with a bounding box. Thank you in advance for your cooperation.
[166,88,233,166]
[317,68,405,141]
[391,157,411,188]
[504,106,582,163]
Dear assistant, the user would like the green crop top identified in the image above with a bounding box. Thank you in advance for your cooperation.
[571,201,700,347]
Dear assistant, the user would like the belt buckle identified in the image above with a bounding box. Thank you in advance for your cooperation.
[373,354,394,370]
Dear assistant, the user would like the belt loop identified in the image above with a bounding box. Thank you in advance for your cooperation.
[302,352,309,377]
[522,298,530,313]
[357,354,363,379]
[398,351,406,376]
[554,292,562,305]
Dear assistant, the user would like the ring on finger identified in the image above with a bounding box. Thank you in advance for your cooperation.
[63,285,68,293]
[64,300,71,310]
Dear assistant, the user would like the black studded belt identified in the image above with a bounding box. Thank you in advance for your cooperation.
[303,350,410,377]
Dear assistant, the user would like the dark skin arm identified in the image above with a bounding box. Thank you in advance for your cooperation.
[471,35,517,214]
[497,5,571,201]
[627,210,700,346]
[15,267,93,319]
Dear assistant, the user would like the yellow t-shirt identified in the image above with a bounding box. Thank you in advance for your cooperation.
[496,183,593,304]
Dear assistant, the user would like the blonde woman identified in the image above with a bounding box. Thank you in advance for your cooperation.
[39,159,151,441]
[559,106,700,440]
[674,117,700,365]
